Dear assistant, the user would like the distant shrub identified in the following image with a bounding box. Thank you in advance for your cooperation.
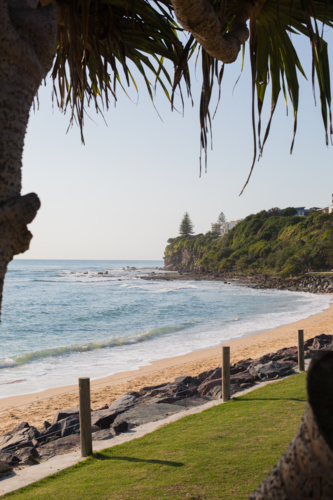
[280,207,297,217]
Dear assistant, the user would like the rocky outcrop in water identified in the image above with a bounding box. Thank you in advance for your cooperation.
[143,270,333,294]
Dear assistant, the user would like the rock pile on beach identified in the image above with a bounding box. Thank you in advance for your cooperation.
[1,334,332,475]
[144,270,333,294]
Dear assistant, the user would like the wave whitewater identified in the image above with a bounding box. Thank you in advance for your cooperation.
[0,324,194,369]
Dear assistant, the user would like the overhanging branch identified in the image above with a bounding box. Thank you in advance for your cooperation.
[170,0,253,63]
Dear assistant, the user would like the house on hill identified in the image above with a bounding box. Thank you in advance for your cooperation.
[211,220,242,236]
[294,207,321,217]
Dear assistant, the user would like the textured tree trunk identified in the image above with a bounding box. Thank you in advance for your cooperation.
[0,0,57,309]
[170,0,253,63]
[249,351,333,499]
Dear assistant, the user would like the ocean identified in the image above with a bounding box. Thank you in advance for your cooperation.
[0,259,331,399]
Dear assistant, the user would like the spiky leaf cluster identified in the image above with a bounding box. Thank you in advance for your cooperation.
[46,0,191,141]
[192,0,333,188]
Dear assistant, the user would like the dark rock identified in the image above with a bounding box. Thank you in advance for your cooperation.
[230,364,248,375]
[0,435,13,450]
[312,335,333,349]
[172,395,214,407]
[278,359,297,368]
[92,429,116,441]
[38,435,81,460]
[142,382,196,400]
[91,407,124,429]
[240,382,255,389]
[0,429,34,452]
[111,403,184,434]
[126,391,140,398]
[38,416,80,444]
[4,422,29,436]
[230,372,256,385]
[281,347,298,356]
[281,355,298,363]
[197,378,222,396]
[249,354,274,367]
[91,425,101,433]
[196,369,214,383]
[207,386,222,399]
[0,460,12,475]
[249,361,294,380]
[138,382,168,397]
[52,408,79,424]
[15,446,39,464]
[42,421,51,430]
[0,452,20,465]
[174,375,200,386]
[230,385,241,396]
[109,394,137,411]
[205,367,222,382]
[154,396,186,405]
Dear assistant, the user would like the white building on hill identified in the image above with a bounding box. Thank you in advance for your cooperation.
[211,220,242,236]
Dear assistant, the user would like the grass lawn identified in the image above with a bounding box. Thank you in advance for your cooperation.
[3,373,307,500]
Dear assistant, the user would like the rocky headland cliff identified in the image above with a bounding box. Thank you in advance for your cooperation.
[159,207,333,293]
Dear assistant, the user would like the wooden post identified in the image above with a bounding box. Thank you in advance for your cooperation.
[222,346,230,402]
[79,377,93,457]
[298,330,305,372]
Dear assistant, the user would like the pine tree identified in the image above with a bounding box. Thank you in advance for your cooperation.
[218,212,226,224]
[179,212,194,236]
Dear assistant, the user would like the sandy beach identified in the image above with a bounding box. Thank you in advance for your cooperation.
[0,299,332,436]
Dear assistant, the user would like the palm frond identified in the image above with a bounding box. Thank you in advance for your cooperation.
[185,0,333,192]
[50,0,191,140]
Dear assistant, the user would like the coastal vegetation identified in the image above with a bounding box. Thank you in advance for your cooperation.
[165,209,332,277]
[4,374,307,500]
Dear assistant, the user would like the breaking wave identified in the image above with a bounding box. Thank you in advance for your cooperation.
[0,324,193,369]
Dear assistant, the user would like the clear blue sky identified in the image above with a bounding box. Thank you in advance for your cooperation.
[17,28,333,260]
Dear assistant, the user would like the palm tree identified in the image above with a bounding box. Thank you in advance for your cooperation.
[1,3,333,494]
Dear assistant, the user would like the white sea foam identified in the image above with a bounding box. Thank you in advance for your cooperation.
[0,358,17,369]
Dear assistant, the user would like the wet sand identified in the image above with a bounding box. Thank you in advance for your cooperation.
[0,300,332,435]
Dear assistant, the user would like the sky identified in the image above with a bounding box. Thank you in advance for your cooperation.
[16,26,333,260]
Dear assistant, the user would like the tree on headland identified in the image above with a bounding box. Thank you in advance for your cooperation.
[218,212,226,224]
[179,213,194,237]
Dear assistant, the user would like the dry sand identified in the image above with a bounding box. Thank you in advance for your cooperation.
[0,300,332,435]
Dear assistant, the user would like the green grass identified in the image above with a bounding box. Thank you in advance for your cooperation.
[4,374,307,500]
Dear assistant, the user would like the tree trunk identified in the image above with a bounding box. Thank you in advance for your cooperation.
[0,0,57,309]
[249,351,333,499]
[170,0,253,63]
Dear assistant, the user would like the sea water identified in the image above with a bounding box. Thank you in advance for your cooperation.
[0,259,331,398]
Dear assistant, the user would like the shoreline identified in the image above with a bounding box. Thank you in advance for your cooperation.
[0,299,332,435]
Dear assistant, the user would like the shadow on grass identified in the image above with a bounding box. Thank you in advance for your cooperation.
[236,397,306,402]
[93,453,184,467]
